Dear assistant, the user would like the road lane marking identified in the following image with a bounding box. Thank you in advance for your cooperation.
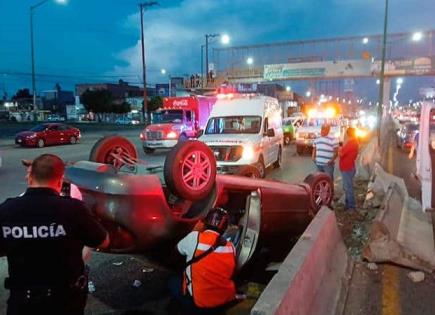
[382,144,401,315]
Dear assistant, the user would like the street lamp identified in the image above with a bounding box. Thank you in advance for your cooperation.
[246,57,254,65]
[412,31,423,42]
[362,37,369,44]
[396,77,403,85]
[30,0,66,114]
[204,33,230,86]
[286,86,291,92]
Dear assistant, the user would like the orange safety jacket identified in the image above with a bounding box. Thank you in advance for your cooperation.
[183,230,236,308]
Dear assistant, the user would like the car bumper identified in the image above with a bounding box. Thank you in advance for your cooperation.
[296,139,315,147]
[15,138,37,146]
[143,139,178,149]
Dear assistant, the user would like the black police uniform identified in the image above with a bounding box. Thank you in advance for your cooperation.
[0,187,108,315]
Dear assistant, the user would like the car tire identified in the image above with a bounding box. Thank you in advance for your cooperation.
[144,147,155,154]
[284,135,291,145]
[89,136,137,168]
[235,165,261,178]
[296,145,304,155]
[164,140,216,201]
[256,157,266,178]
[37,138,45,148]
[273,147,282,169]
[304,172,333,213]
[70,136,77,144]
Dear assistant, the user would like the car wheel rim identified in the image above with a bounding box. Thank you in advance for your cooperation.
[105,146,135,169]
[38,140,43,147]
[313,179,332,207]
[181,150,212,191]
[71,137,76,144]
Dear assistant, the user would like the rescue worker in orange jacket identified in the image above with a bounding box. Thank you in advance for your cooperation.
[169,207,236,314]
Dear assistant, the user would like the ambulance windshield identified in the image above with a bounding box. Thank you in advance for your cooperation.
[205,116,262,134]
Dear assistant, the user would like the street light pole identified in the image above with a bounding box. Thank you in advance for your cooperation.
[30,0,50,113]
[139,1,157,122]
[204,33,219,87]
[200,44,205,88]
[377,0,389,146]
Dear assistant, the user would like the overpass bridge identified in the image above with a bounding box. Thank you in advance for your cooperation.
[210,30,435,102]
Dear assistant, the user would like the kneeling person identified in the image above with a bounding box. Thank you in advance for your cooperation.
[172,207,236,313]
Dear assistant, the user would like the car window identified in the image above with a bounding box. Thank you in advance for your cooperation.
[30,124,48,132]
[48,125,59,131]
[58,125,69,131]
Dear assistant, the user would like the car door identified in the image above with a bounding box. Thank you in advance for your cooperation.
[235,190,261,270]
[58,125,68,143]
[262,117,272,165]
[45,125,60,145]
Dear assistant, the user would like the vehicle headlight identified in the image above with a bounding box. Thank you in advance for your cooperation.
[28,134,37,138]
[295,132,300,138]
[166,131,177,139]
[242,145,255,160]
[356,129,368,138]
[334,131,340,138]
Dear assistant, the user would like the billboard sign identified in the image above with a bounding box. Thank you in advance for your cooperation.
[264,59,372,80]
[370,57,433,76]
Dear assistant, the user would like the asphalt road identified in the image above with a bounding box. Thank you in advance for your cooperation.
[0,129,318,314]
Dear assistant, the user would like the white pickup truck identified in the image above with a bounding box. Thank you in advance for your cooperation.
[295,118,343,155]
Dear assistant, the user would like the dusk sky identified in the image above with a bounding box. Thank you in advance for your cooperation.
[1,0,435,102]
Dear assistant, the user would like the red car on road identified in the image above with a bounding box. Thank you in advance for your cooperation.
[15,123,81,148]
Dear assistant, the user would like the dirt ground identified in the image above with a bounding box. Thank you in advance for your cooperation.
[333,177,377,261]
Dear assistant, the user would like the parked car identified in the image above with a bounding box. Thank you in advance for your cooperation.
[62,136,333,269]
[15,123,81,148]
[47,114,65,121]
[396,123,419,151]
[115,117,140,125]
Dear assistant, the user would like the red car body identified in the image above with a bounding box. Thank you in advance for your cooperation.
[15,123,81,147]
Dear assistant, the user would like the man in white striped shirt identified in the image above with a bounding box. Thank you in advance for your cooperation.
[312,124,339,180]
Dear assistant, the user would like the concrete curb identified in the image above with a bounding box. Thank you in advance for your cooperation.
[363,165,435,272]
[251,207,352,315]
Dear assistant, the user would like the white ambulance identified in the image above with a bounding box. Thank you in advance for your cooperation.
[199,94,283,178]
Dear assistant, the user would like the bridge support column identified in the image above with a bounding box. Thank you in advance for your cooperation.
[383,77,391,116]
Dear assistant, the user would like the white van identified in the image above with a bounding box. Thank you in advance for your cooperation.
[199,95,283,177]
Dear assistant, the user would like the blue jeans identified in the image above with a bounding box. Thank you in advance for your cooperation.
[167,275,225,315]
[341,168,356,210]
[316,163,335,181]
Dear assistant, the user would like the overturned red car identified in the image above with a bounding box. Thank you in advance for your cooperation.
[63,136,333,268]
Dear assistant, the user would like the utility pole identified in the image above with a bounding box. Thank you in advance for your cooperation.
[377,0,389,146]
[139,1,158,122]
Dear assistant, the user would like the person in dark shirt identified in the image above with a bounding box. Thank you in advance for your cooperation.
[339,127,360,212]
[0,154,109,315]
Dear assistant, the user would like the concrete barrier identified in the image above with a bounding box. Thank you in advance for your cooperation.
[251,208,352,315]
[363,172,435,272]
[356,138,379,180]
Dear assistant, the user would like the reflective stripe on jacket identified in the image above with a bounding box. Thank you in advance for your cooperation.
[183,230,236,308]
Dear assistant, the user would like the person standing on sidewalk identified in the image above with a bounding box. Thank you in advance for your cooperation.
[312,124,339,180]
[339,127,359,212]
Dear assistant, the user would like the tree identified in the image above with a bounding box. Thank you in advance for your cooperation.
[80,89,115,121]
[148,96,163,113]
[12,88,32,100]
[111,101,131,114]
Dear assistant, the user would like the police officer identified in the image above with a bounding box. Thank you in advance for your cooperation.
[0,154,109,315]
[169,207,237,314]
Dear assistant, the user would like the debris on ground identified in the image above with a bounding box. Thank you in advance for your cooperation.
[367,262,378,271]
[88,281,96,293]
[142,267,154,273]
[113,261,124,266]
[408,271,425,283]
[132,280,142,287]
[334,178,378,260]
